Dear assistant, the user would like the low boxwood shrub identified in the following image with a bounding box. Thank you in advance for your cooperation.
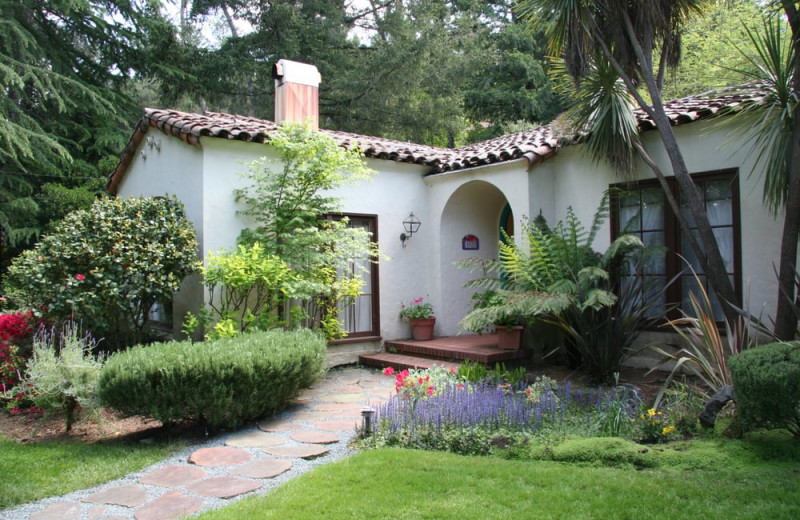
[97,329,326,429]
[729,341,800,437]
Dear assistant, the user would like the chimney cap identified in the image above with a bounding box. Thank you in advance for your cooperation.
[272,59,321,88]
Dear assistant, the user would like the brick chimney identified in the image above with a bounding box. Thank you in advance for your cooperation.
[272,59,322,129]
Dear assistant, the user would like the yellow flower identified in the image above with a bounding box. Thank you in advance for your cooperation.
[662,425,676,436]
[647,408,656,417]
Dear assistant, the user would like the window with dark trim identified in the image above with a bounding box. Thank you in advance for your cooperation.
[332,214,380,339]
[610,170,741,320]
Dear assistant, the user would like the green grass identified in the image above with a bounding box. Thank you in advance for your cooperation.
[197,433,800,520]
[0,434,184,509]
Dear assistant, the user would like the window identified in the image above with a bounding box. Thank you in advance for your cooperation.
[611,170,741,320]
[334,214,380,339]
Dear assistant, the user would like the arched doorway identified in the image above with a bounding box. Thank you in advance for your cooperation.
[437,181,511,335]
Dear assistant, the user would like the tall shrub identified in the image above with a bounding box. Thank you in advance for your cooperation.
[4,196,197,350]
[219,122,379,340]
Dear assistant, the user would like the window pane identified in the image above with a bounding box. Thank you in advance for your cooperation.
[619,192,641,233]
[681,230,703,274]
[706,181,733,226]
[713,227,734,273]
[641,231,666,274]
[640,188,664,229]
[336,216,377,335]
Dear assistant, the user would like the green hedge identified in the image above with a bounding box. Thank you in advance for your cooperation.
[97,329,327,429]
[729,341,800,437]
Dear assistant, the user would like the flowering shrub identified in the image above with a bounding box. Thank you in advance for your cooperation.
[632,408,676,443]
[398,298,435,320]
[0,310,38,393]
[524,375,560,406]
[4,196,197,350]
[384,365,463,399]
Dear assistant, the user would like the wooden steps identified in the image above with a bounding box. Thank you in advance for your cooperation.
[359,334,526,372]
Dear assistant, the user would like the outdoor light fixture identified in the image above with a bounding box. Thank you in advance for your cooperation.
[400,212,421,247]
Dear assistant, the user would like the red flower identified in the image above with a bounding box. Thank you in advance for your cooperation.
[450,367,457,374]
[457,383,464,389]
[426,386,435,396]
[383,366,395,376]
[10,407,19,415]
[74,274,86,281]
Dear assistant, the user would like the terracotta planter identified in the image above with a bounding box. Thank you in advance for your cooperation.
[496,325,523,350]
[409,317,436,341]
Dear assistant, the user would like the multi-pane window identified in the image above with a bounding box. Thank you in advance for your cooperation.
[611,170,741,321]
[335,214,380,339]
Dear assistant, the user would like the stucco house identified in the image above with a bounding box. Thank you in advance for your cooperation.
[108,60,784,365]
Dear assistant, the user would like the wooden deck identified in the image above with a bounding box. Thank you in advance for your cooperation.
[359,334,526,371]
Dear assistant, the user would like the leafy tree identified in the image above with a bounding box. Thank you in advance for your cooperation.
[230,122,379,340]
[517,0,741,326]
[0,0,181,273]
[4,196,198,350]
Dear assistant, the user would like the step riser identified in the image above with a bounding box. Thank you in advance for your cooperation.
[384,341,525,364]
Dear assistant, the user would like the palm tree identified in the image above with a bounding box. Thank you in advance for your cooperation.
[516,0,741,326]
[728,13,799,339]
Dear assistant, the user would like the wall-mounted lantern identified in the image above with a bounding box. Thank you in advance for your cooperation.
[400,212,421,247]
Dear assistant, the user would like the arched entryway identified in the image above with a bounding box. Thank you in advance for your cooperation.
[437,180,512,335]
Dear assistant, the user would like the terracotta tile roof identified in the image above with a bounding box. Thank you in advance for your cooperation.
[107,84,765,193]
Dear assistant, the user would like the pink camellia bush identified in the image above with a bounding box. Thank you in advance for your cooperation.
[0,310,38,393]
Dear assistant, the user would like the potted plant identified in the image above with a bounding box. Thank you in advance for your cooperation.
[399,297,436,341]
[465,290,523,350]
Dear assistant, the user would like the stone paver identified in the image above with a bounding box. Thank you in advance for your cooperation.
[188,446,251,467]
[231,459,293,479]
[290,430,340,444]
[139,465,208,487]
[314,420,359,432]
[318,393,369,403]
[262,445,330,459]
[314,403,365,412]
[82,484,148,508]
[188,477,262,499]
[225,431,286,447]
[328,384,363,394]
[11,367,399,520]
[258,418,300,432]
[134,491,203,520]
[30,502,81,520]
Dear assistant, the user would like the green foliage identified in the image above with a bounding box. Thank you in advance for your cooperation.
[649,269,754,405]
[460,195,660,382]
[398,298,435,320]
[197,242,294,336]
[729,341,800,437]
[456,360,526,387]
[20,323,105,431]
[4,196,197,350]
[97,329,327,429]
[231,122,379,340]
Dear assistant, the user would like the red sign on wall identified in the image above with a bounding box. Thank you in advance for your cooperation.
[462,234,479,250]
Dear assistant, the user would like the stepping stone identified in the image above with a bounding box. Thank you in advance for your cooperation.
[262,445,330,459]
[188,476,262,499]
[291,411,335,421]
[329,385,362,394]
[258,419,299,432]
[290,430,340,444]
[87,506,107,520]
[232,459,293,479]
[314,403,365,412]
[335,376,361,385]
[314,420,358,432]
[368,387,396,398]
[225,431,285,447]
[31,502,81,520]
[134,490,203,520]
[329,410,363,419]
[188,446,251,467]
[139,465,207,487]
[82,483,148,508]
[319,393,367,403]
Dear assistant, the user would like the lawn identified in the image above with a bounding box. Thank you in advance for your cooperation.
[0,434,185,509]
[196,435,800,520]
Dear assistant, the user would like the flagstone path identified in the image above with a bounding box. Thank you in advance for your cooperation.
[4,367,396,520]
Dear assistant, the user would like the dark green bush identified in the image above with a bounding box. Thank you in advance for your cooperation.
[97,329,327,429]
[729,341,800,437]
